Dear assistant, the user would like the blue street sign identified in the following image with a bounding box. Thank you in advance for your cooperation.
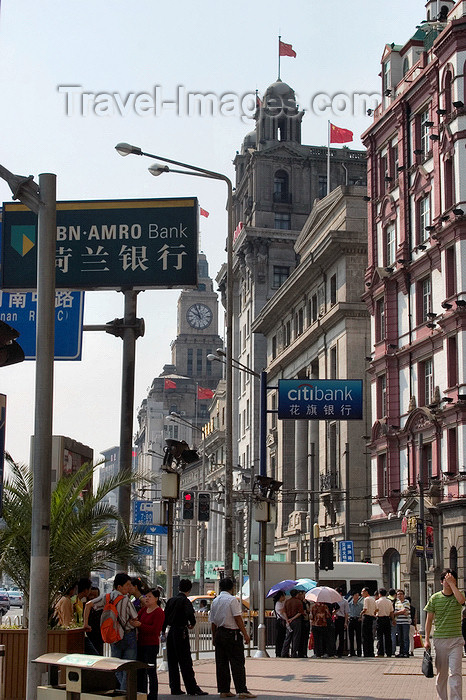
[339,540,354,562]
[278,379,363,420]
[134,524,168,535]
[134,500,156,524]
[137,545,154,556]
[0,290,84,360]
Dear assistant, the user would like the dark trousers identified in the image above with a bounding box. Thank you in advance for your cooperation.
[312,626,326,657]
[299,619,310,657]
[362,615,375,657]
[376,617,392,656]
[137,644,159,700]
[275,619,286,657]
[282,618,301,657]
[348,618,362,656]
[214,627,248,694]
[167,627,197,694]
[334,616,346,657]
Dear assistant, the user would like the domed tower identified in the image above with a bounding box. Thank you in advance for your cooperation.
[256,78,304,147]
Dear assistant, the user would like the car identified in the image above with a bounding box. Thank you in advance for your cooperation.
[7,590,23,607]
[188,592,216,613]
[0,591,11,616]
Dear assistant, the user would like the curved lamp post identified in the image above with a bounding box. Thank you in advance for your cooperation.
[115,143,234,579]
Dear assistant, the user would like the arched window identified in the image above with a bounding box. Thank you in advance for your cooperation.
[273,170,290,203]
[449,546,458,572]
[402,57,410,77]
[444,70,453,114]
[383,548,400,589]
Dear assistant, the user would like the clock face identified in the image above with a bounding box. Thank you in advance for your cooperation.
[186,303,213,329]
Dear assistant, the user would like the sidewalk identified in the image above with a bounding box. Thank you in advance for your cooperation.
[158,651,466,700]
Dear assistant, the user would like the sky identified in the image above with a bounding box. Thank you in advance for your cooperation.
[0,0,425,466]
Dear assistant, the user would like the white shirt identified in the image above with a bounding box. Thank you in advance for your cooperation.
[209,591,242,629]
[335,597,349,618]
[363,595,377,616]
[376,597,394,617]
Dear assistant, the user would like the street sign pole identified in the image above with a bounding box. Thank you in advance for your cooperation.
[26,173,57,700]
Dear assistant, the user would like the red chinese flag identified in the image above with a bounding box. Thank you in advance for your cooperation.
[330,123,353,144]
[164,379,176,389]
[198,386,214,400]
[200,207,209,218]
[279,40,296,58]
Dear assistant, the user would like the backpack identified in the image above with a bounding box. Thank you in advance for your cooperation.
[100,593,125,644]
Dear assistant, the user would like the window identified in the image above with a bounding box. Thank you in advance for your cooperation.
[274,213,291,229]
[271,335,277,359]
[447,336,457,387]
[377,374,387,418]
[419,195,431,243]
[311,294,318,322]
[330,274,337,306]
[197,348,203,374]
[388,550,400,590]
[383,60,391,94]
[273,170,290,203]
[444,157,454,210]
[206,349,212,375]
[445,246,456,298]
[444,70,452,114]
[421,442,433,482]
[420,109,430,157]
[419,358,433,406]
[328,422,338,477]
[318,175,327,199]
[392,144,399,176]
[187,348,193,375]
[378,453,388,496]
[273,265,289,288]
[375,297,385,342]
[386,224,396,266]
[418,277,432,323]
[296,308,304,336]
[447,428,458,475]
[284,320,291,347]
[330,346,337,379]
[402,57,409,76]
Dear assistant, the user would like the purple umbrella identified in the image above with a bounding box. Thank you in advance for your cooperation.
[266,579,298,598]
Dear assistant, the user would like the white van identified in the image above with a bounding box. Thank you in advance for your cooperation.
[296,561,382,595]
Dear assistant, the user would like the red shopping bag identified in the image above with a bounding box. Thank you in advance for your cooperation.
[308,631,314,650]
[413,633,423,649]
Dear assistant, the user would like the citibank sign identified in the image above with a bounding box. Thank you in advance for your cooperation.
[277,379,363,420]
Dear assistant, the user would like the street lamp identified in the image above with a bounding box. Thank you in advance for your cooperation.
[115,143,235,579]
[0,164,56,699]
[208,349,275,657]
[166,412,208,592]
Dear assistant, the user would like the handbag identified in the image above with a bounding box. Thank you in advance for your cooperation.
[422,649,434,678]
[413,632,423,649]
[308,631,314,650]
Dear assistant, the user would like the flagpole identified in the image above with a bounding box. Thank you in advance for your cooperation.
[278,34,281,79]
[327,120,331,196]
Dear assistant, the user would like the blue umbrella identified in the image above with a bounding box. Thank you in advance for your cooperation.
[294,577,317,591]
[266,579,298,598]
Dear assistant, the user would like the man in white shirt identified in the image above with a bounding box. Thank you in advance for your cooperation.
[375,588,395,657]
[361,588,376,657]
[210,578,256,699]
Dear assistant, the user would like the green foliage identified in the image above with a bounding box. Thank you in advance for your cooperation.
[0,455,149,614]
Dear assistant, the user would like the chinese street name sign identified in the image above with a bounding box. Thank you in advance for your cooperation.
[339,540,354,562]
[278,379,363,420]
[415,519,424,557]
[1,197,198,290]
[0,290,84,360]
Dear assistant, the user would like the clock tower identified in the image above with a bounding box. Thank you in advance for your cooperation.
[171,252,223,393]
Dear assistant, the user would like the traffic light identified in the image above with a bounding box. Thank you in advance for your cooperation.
[182,491,195,519]
[319,538,334,570]
[198,492,211,522]
[163,439,200,469]
[0,321,24,367]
